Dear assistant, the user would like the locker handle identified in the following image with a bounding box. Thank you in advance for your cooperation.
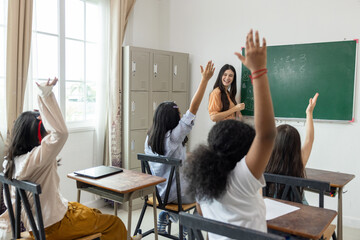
[154,64,158,75]
[131,140,135,150]
[132,61,136,72]
[174,65,177,76]
[131,101,136,112]
[153,102,157,111]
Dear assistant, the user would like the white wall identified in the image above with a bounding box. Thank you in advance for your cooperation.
[58,129,100,205]
[125,0,360,228]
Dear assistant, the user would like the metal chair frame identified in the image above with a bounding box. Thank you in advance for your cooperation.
[134,153,196,240]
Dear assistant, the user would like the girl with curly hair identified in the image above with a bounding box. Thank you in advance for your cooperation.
[184,29,276,238]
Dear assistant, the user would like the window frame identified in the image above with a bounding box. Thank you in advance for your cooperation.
[29,0,102,128]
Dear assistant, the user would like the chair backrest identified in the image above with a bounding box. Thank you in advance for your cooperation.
[179,212,285,240]
[137,153,183,210]
[263,173,330,208]
[0,173,46,240]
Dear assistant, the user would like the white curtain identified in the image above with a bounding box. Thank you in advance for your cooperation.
[0,0,9,166]
[104,0,136,167]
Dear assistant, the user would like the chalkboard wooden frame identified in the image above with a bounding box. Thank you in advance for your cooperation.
[240,40,357,121]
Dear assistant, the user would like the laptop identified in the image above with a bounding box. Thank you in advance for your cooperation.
[74,165,123,179]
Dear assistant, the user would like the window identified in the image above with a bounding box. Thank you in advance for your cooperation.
[29,0,105,125]
[0,0,8,136]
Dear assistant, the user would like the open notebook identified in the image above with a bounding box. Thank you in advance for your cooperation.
[264,198,300,220]
[74,166,123,179]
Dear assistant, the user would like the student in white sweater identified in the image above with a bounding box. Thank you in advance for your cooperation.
[184,30,276,240]
[0,78,129,240]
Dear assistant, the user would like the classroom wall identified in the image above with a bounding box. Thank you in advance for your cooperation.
[58,129,100,205]
[124,0,360,228]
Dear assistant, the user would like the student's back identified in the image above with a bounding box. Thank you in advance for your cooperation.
[265,93,319,200]
[145,61,215,204]
[184,30,277,239]
[0,78,128,240]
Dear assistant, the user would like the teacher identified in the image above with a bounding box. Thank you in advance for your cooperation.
[208,64,245,122]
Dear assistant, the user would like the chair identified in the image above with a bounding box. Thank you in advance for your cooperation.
[0,173,101,240]
[179,212,285,240]
[134,153,197,239]
[263,173,337,240]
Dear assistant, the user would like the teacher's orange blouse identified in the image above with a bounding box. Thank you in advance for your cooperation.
[208,87,236,121]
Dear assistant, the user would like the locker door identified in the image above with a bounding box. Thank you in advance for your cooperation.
[150,92,170,122]
[172,54,188,92]
[131,51,150,91]
[129,130,147,169]
[153,53,170,91]
[171,92,188,116]
[130,92,149,130]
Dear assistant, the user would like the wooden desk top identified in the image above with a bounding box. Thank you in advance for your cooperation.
[68,169,166,194]
[267,198,337,239]
[306,168,355,188]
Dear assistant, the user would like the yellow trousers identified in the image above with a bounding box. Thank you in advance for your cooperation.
[33,202,127,240]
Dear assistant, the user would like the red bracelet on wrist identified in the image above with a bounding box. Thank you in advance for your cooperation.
[250,68,268,84]
[251,68,267,74]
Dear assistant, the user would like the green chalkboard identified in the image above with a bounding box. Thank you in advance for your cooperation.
[240,40,357,121]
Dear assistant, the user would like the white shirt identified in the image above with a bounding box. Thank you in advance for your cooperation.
[199,158,266,240]
[0,84,68,234]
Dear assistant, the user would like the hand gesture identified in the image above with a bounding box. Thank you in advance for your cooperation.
[234,103,245,112]
[36,77,58,87]
[235,30,267,73]
[200,60,215,81]
[306,93,319,115]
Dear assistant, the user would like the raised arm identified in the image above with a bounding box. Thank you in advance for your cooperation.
[301,93,319,166]
[189,61,215,115]
[235,30,276,179]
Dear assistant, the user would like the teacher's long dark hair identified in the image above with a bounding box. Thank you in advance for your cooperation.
[212,64,237,111]
[183,120,255,201]
[4,111,47,179]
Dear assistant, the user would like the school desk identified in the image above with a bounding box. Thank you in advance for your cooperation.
[305,168,355,240]
[266,198,337,239]
[68,169,166,240]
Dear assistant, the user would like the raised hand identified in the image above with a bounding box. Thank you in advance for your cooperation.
[200,60,215,81]
[306,92,319,114]
[36,77,58,87]
[234,30,267,73]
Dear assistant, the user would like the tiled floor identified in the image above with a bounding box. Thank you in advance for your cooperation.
[98,204,360,240]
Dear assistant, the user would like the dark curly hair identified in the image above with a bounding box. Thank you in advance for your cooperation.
[184,120,255,201]
[4,111,47,179]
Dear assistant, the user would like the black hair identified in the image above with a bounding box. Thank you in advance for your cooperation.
[147,102,188,155]
[184,120,255,201]
[4,111,47,179]
[265,124,305,199]
[212,64,237,111]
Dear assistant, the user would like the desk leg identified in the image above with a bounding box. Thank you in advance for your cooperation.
[77,189,81,202]
[338,187,343,240]
[114,202,118,217]
[153,187,158,240]
[127,192,134,240]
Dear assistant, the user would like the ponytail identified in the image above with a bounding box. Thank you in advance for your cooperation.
[184,145,235,201]
[184,120,255,201]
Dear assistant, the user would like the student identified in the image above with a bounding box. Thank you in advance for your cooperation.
[208,64,245,122]
[0,78,132,240]
[265,93,319,202]
[145,61,215,234]
[184,30,276,238]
